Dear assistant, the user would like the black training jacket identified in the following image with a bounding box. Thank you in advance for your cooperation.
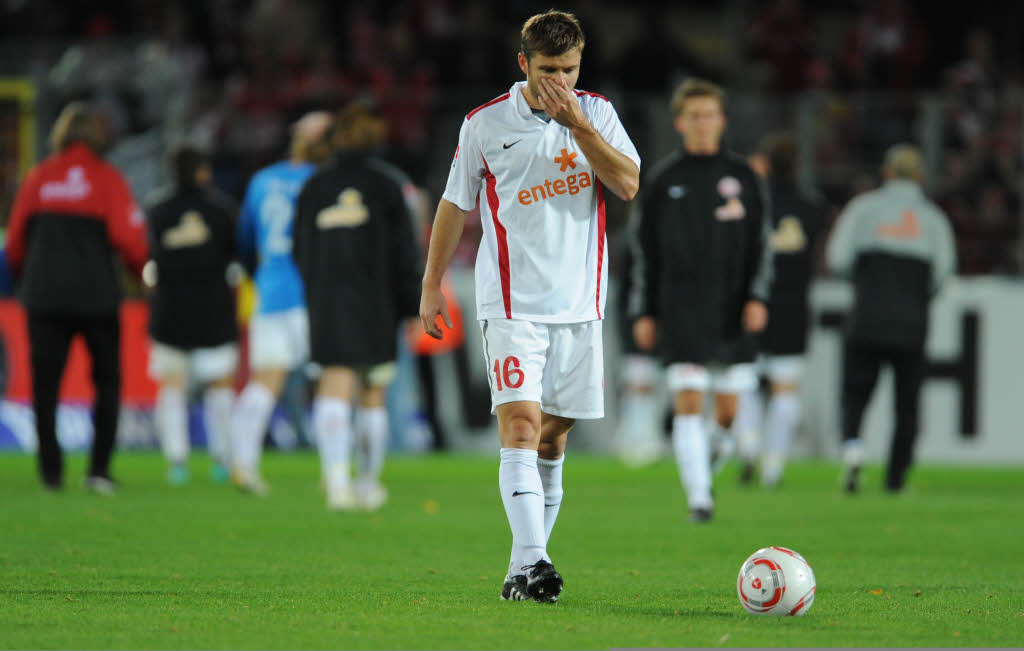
[292,151,422,366]
[145,182,238,349]
[630,149,772,365]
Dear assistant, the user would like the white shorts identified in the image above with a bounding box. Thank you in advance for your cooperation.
[249,307,309,371]
[306,361,398,388]
[621,353,658,388]
[666,362,758,394]
[759,354,804,385]
[148,342,238,383]
[479,319,604,419]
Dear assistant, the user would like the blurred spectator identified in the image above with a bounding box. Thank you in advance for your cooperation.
[744,0,818,91]
[841,0,929,90]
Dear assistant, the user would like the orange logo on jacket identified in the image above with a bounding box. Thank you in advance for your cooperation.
[878,210,921,239]
[517,148,592,205]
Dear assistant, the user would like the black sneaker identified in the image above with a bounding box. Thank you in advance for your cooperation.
[500,574,529,601]
[689,507,713,523]
[843,465,861,494]
[523,560,563,603]
[739,461,757,485]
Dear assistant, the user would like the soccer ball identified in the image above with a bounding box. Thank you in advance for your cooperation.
[736,546,816,616]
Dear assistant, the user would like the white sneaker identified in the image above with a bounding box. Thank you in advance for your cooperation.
[356,479,388,511]
[231,467,270,496]
[84,475,118,496]
[327,483,357,511]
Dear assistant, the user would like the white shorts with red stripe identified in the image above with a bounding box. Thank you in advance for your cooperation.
[479,319,604,419]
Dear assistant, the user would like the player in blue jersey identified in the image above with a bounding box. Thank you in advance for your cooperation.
[230,111,333,494]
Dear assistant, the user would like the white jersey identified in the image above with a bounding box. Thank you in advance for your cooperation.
[442,81,641,323]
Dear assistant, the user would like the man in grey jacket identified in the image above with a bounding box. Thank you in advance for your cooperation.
[827,144,957,493]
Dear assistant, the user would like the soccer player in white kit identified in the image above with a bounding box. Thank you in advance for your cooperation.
[420,10,640,603]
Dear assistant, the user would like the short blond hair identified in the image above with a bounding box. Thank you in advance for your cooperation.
[883,144,924,182]
[520,10,585,60]
[670,78,727,116]
[49,102,108,153]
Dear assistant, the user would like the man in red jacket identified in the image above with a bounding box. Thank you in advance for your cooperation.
[5,102,147,493]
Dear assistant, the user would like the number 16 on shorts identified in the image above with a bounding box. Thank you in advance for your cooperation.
[480,320,546,412]
[493,356,525,391]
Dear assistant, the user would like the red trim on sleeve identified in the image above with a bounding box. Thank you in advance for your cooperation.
[467,93,511,121]
[482,156,511,319]
[574,89,609,102]
[596,183,606,319]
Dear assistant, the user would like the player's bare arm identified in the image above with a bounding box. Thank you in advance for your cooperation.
[536,76,639,201]
[419,198,466,339]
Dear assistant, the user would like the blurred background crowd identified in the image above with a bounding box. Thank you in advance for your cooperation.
[2,0,1023,276]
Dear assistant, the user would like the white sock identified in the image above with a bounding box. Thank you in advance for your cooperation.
[203,387,234,466]
[537,455,564,543]
[734,388,763,462]
[617,391,661,459]
[315,398,352,491]
[230,382,275,472]
[499,448,548,575]
[762,392,800,485]
[156,386,188,465]
[842,438,864,468]
[356,407,388,482]
[672,415,712,510]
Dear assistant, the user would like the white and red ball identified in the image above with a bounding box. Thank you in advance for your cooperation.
[737,546,816,616]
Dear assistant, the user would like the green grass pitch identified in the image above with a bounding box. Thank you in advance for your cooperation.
[1,452,1021,648]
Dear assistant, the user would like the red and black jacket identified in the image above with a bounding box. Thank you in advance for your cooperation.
[5,143,148,315]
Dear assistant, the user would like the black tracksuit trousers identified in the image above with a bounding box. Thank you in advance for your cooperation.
[841,338,926,491]
[28,311,120,486]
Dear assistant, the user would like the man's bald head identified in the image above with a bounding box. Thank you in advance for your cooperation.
[883,144,924,183]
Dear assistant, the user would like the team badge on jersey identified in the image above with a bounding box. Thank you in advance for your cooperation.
[771,216,807,252]
[317,188,369,229]
[715,176,746,220]
[667,185,687,199]
[717,176,742,199]
[163,211,210,248]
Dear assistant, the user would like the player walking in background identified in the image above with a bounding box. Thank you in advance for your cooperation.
[631,79,772,523]
[827,144,956,494]
[4,102,148,493]
[230,111,333,495]
[292,102,421,511]
[733,132,830,487]
[420,10,640,602]
[144,145,239,485]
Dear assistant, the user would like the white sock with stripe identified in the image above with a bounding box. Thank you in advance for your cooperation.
[499,448,548,576]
